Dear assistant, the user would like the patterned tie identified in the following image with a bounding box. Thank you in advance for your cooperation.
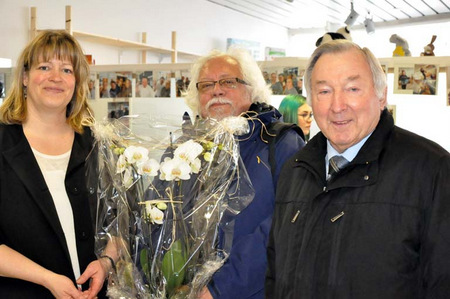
[328,155,349,179]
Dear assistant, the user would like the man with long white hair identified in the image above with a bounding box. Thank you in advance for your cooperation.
[184,48,305,299]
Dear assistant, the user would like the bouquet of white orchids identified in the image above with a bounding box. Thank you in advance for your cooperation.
[87,115,254,299]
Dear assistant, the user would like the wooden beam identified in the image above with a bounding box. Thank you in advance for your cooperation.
[65,5,72,34]
[30,7,37,40]
[141,32,147,64]
[171,31,177,63]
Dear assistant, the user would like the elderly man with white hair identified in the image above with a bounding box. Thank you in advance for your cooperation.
[184,48,305,299]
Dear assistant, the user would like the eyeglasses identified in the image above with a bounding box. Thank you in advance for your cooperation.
[196,78,248,93]
[298,112,313,120]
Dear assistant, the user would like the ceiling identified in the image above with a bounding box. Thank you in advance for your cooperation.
[206,0,450,30]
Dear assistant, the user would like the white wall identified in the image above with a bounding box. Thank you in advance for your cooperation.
[0,0,288,66]
[386,71,450,152]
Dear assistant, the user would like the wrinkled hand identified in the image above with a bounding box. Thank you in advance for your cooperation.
[42,272,83,299]
[76,259,108,299]
[198,286,213,299]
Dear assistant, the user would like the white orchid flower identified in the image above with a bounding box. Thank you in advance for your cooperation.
[137,158,160,177]
[190,157,201,174]
[159,157,191,181]
[174,140,203,164]
[116,154,127,173]
[124,146,149,164]
[144,202,164,224]
[150,207,164,224]
[123,167,133,188]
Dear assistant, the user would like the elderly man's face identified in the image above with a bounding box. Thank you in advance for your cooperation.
[198,56,251,120]
[310,48,386,153]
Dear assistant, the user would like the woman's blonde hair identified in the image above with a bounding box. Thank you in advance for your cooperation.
[0,30,92,133]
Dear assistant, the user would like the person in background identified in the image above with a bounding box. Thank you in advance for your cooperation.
[119,78,132,98]
[290,73,298,91]
[296,78,303,94]
[137,77,155,97]
[398,69,409,90]
[184,47,305,299]
[88,80,95,99]
[283,78,298,95]
[270,72,283,95]
[109,80,119,98]
[0,30,113,299]
[278,73,285,93]
[160,80,171,97]
[263,71,270,84]
[155,76,165,97]
[99,77,110,98]
[266,39,450,298]
[100,81,110,99]
[176,76,186,97]
[278,94,313,141]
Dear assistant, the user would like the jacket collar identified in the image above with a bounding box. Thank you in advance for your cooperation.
[293,109,394,182]
[237,102,281,142]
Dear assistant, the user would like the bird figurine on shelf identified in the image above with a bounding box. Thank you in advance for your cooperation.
[389,34,411,57]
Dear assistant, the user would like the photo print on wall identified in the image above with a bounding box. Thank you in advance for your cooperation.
[394,66,415,94]
[412,64,438,95]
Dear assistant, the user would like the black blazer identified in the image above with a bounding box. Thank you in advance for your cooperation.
[0,124,103,298]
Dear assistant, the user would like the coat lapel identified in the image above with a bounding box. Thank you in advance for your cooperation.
[2,126,70,259]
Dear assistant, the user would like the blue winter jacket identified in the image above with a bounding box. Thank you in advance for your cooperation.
[207,103,305,299]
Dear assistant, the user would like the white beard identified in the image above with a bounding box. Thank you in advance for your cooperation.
[202,97,234,120]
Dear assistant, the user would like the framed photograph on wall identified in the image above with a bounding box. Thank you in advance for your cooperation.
[393,66,414,94]
[412,64,438,95]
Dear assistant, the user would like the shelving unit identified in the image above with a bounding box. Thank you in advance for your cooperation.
[261,56,450,73]
[30,6,200,63]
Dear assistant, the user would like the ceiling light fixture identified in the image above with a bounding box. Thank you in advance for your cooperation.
[364,11,375,34]
[344,1,359,27]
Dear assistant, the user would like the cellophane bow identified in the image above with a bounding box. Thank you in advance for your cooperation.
[87,115,254,298]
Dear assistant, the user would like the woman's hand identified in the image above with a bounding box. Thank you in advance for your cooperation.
[76,259,108,299]
[42,271,84,299]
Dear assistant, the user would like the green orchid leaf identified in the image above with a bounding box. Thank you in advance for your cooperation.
[140,248,150,282]
[162,240,187,295]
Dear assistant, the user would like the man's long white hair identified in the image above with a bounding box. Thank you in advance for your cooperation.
[184,47,272,117]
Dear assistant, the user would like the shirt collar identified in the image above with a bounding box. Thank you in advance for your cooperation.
[326,132,372,175]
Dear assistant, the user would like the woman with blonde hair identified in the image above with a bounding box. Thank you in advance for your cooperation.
[0,30,111,298]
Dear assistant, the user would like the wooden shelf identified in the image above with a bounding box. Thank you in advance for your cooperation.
[264,56,450,73]
[73,31,174,54]
[31,6,201,63]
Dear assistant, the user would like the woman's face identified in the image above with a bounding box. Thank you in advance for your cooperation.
[297,103,313,136]
[23,57,76,116]
[286,78,293,89]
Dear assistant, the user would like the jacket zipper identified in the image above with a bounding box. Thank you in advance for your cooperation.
[291,210,301,223]
[328,210,345,287]
[330,211,344,222]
